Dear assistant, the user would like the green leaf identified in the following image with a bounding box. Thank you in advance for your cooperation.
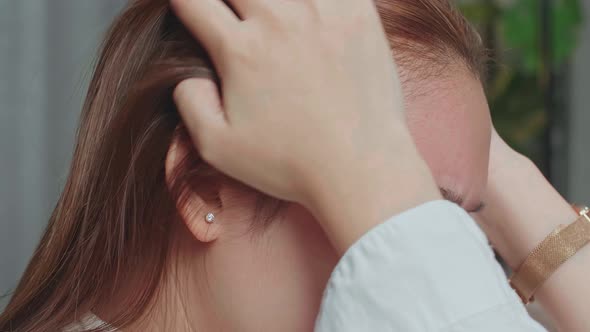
[497,0,583,72]
[499,0,540,75]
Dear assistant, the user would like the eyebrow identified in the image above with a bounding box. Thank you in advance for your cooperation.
[439,187,485,213]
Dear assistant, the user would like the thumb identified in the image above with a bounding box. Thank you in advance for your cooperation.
[173,78,229,162]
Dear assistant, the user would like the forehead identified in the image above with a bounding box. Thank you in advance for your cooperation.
[403,69,491,211]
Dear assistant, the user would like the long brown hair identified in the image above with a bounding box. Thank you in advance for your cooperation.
[0,1,483,331]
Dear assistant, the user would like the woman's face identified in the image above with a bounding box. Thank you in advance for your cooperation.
[184,69,492,331]
[405,67,492,214]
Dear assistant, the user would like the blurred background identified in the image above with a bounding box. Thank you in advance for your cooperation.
[0,0,588,327]
[458,0,587,196]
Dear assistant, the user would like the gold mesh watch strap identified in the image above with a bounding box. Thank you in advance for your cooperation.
[509,207,590,304]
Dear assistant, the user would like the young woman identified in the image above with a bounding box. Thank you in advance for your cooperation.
[1,0,587,331]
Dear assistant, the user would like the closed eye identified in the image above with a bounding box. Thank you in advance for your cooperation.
[439,187,485,213]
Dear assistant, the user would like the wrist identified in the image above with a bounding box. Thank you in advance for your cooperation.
[306,137,440,255]
[478,157,578,269]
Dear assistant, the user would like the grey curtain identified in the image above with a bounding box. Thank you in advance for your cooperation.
[0,0,125,309]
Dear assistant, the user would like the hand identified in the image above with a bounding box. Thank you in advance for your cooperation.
[170,0,439,253]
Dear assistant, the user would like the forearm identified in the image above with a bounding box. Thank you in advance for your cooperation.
[478,155,590,331]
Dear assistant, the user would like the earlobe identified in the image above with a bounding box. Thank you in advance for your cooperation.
[179,191,222,243]
[165,131,222,243]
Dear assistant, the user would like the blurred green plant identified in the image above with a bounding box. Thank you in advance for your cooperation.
[458,0,583,165]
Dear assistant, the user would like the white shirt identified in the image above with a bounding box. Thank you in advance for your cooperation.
[70,200,546,331]
[315,200,546,331]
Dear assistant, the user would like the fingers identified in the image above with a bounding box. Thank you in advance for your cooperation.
[173,78,229,162]
[170,0,240,61]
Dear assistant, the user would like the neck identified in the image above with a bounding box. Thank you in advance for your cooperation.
[95,225,216,332]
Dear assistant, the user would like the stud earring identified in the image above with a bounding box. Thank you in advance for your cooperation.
[205,213,216,224]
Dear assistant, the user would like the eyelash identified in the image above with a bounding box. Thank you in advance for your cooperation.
[469,202,485,213]
[439,188,484,213]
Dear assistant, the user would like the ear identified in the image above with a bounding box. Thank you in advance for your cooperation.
[165,131,222,243]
